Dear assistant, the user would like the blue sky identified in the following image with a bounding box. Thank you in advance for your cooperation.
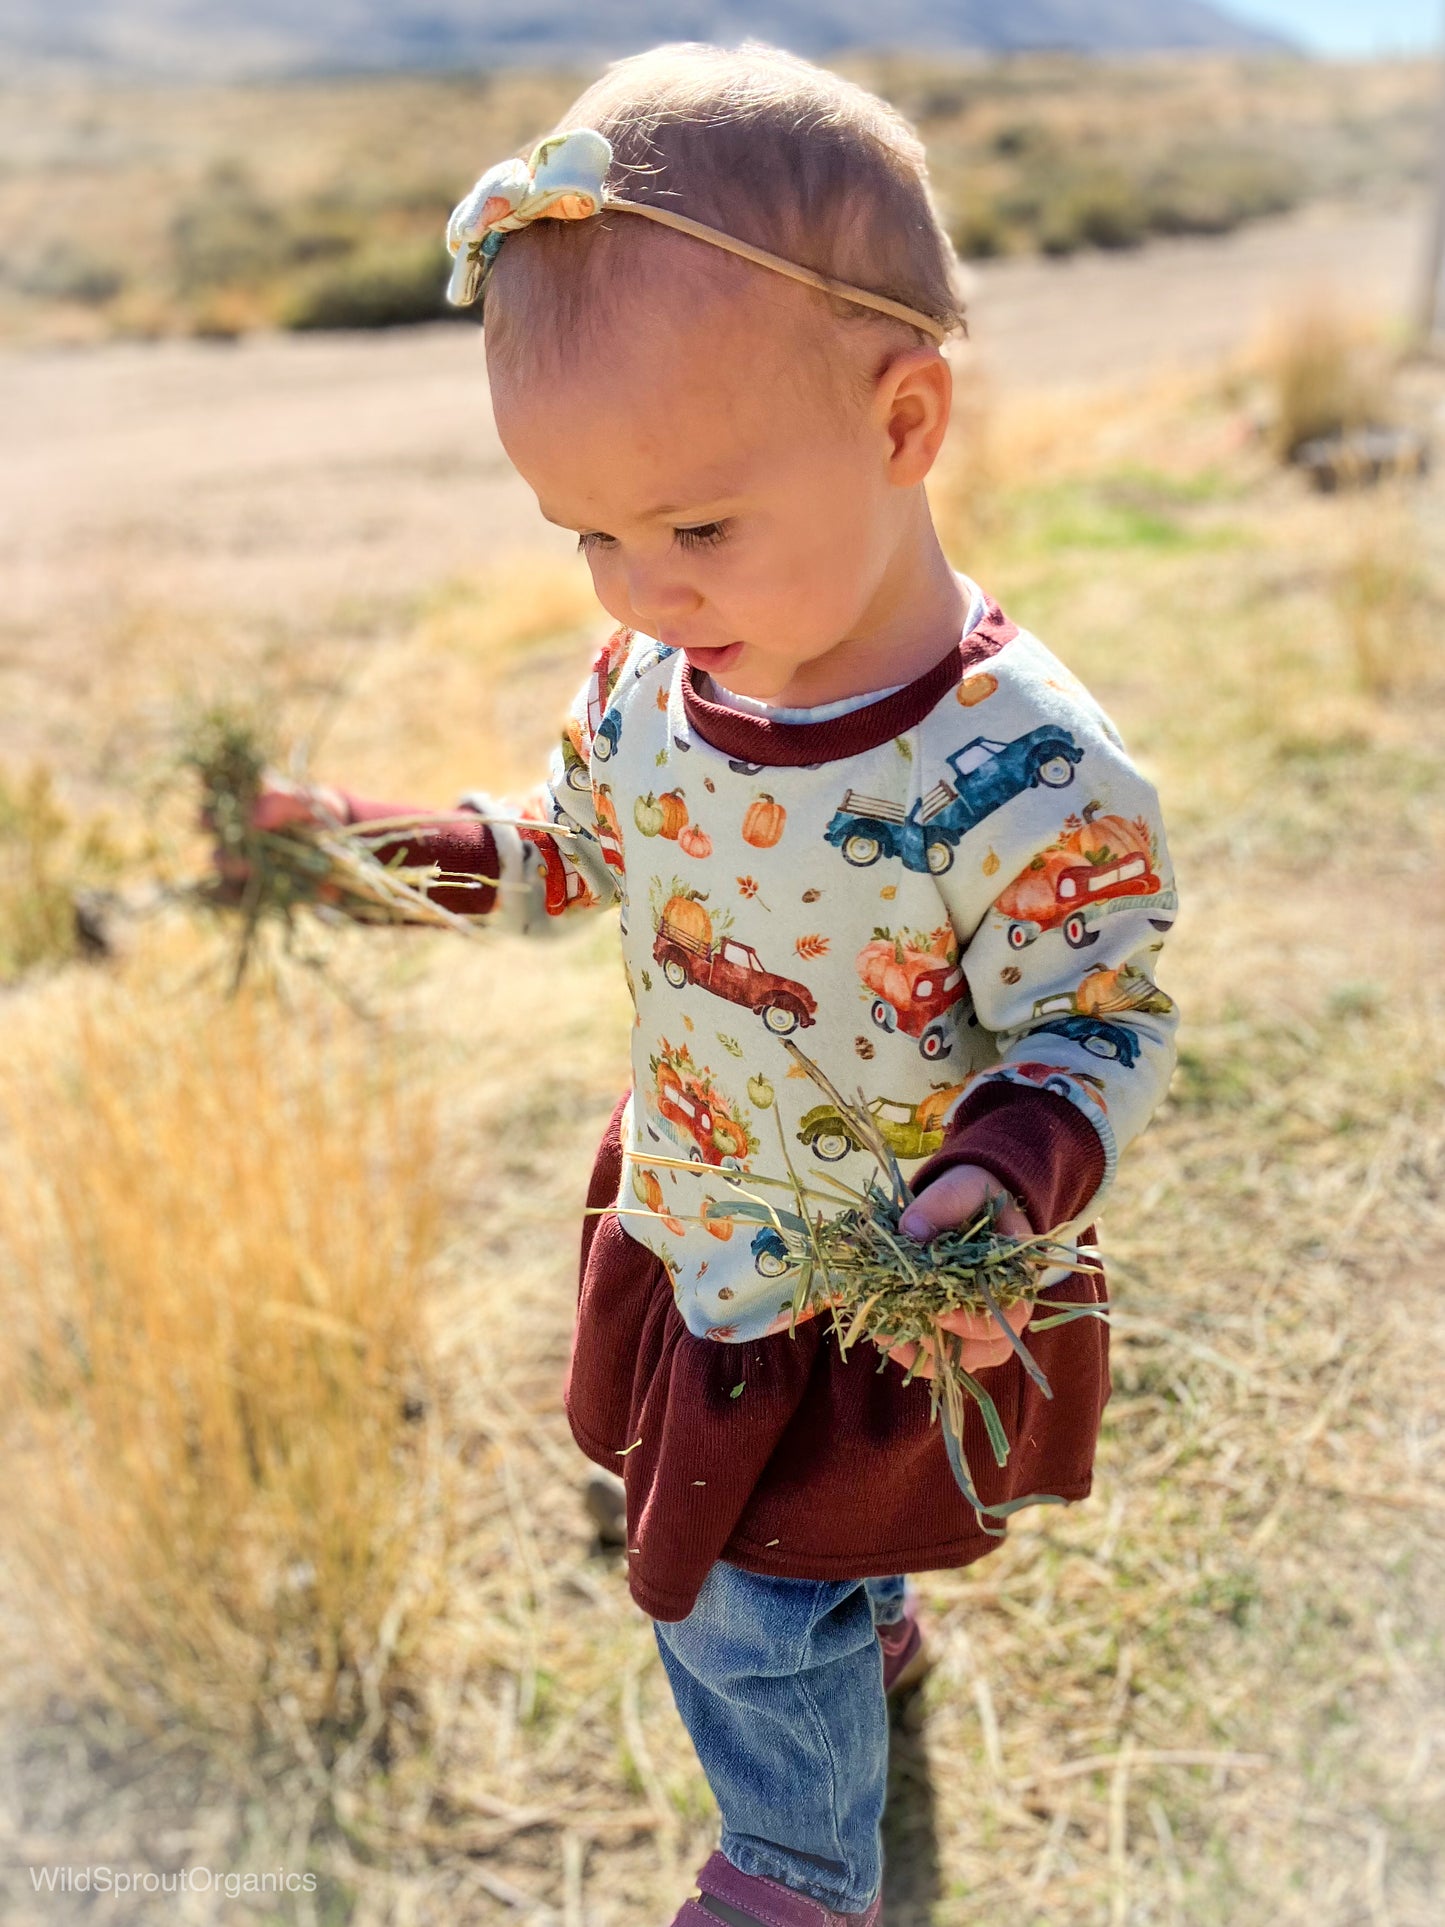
[1227,0,1442,55]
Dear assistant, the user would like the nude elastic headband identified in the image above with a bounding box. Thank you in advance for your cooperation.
[445,127,948,343]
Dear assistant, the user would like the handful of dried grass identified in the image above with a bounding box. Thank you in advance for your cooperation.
[615,1039,1107,1530]
[772,1041,1106,1529]
[802,1185,1102,1530]
[183,705,490,989]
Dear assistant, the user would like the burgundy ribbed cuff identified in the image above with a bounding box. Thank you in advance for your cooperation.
[911,1084,1105,1234]
[337,790,499,918]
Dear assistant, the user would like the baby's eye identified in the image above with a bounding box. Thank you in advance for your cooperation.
[576,531,616,555]
[675,522,730,551]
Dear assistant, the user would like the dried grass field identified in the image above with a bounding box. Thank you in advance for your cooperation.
[0,96,1441,1927]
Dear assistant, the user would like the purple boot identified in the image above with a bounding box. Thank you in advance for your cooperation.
[671,1850,882,1925]
[878,1586,932,1698]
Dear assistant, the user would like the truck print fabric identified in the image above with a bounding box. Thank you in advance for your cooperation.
[456,579,1178,1341]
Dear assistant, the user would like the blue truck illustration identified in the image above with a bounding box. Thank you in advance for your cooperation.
[591,707,624,761]
[824,727,1084,876]
[751,1226,794,1277]
[1032,1014,1141,1067]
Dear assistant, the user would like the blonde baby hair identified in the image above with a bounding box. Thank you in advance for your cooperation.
[481,41,969,371]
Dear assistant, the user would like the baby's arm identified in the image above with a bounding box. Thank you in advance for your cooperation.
[893,732,1179,1372]
[238,629,634,932]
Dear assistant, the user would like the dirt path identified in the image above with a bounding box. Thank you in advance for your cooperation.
[0,195,1425,747]
[965,194,1423,386]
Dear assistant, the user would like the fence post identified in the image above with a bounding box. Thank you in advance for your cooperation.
[1415,4,1445,348]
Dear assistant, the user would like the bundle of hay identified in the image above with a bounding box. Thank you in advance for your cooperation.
[616,1038,1106,1527]
[183,705,491,987]
[777,1041,1105,1526]
[804,1187,1099,1525]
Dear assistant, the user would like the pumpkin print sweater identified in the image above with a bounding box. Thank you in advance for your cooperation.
[353,578,1179,1617]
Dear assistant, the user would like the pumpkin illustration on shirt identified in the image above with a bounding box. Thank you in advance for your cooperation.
[855,926,966,1061]
[742,793,786,848]
[650,880,818,1035]
[647,1038,758,1167]
[995,800,1174,951]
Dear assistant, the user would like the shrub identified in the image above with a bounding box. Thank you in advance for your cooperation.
[0,767,120,980]
[1145,148,1302,239]
[1038,171,1148,255]
[280,237,454,331]
[1262,302,1389,459]
[951,194,1011,261]
[12,248,126,305]
[171,164,290,293]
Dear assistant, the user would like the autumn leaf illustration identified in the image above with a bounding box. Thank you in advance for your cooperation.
[894,737,913,761]
[982,848,1000,876]
[795,934,830,960]
[716,1033,744,1057]
[879,884,897,901]
[736,875,772,910]
[655,748,670,767]
[682,1014,694,1032]
[640,968,653,992]
[655,686,669,711]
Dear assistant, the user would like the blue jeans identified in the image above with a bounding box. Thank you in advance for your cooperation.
[653,1563,908,1914]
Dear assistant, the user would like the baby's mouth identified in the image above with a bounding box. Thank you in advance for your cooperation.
[680,641,744,672]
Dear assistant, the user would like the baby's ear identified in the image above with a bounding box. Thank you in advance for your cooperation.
[877,345,952,486]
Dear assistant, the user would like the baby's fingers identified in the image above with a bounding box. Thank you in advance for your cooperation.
[250,782,345,833]
[899,1164,1032,1243]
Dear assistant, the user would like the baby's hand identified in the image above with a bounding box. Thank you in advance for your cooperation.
[206,778,346,892]
[247,779,347,835]
[886,1164,1034,1378]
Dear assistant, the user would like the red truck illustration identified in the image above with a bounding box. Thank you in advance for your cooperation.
[522,826,598,918]
[593,785,625,872]
[652,893,818,1036]
[997,804,1175,950]
[560,627,633,791]
[650,1042,757,1167]
[855,927,966,1060]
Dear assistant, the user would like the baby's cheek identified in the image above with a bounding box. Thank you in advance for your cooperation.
[585,559,637,631]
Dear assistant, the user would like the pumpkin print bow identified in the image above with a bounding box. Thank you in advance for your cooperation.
[446,128,612,307]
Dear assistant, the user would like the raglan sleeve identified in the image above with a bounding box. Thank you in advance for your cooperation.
[342,629,630,937]
[921,712,1180,1237]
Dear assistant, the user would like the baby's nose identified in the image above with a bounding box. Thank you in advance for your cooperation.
[623,559,703,629]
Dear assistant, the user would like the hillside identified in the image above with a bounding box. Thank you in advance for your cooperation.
[0,0,1292,80]
[0,53,1431,348]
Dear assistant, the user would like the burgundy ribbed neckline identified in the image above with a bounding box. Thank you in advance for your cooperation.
[680,600,1020,768]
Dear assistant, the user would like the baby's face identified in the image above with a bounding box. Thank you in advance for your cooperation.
[489,280,929,702]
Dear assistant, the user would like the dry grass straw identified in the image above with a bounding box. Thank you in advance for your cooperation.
[0,765,121,982]
[1332,498,1441,696]
[1258,296,1392,460]
[0,983,448,1763]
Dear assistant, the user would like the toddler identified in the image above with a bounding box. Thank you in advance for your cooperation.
[259,42,1178,1924]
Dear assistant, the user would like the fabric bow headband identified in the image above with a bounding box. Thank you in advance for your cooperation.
[445,127,946,342]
